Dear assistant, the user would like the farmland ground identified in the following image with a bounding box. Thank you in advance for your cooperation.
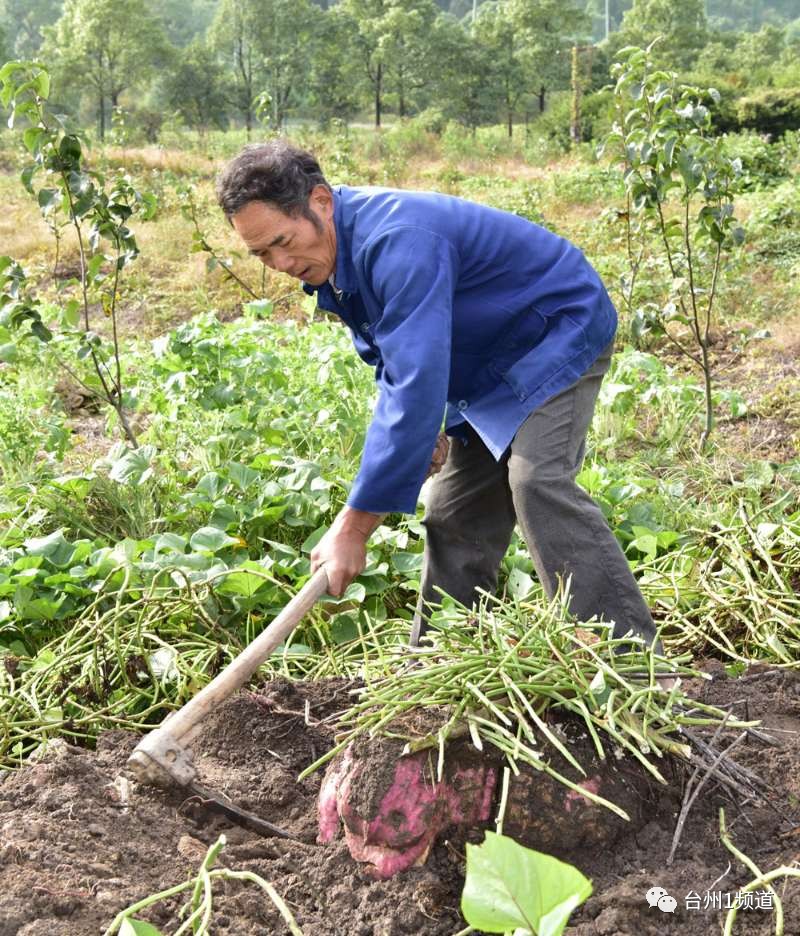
[0,663,798,935]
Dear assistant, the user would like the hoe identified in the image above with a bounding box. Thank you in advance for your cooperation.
[125,566,330,837]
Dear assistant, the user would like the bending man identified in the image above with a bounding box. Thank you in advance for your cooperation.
[217,140,659,650]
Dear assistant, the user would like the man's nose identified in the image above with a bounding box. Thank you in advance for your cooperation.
[271,249,294,274]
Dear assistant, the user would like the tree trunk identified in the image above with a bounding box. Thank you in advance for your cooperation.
[375,62,382,129]
[570,45,582,145]
[507,107,513,138]
[98,94,106,141]
[538,84,546,113]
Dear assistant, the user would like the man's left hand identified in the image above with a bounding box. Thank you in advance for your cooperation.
[427,432,450,478]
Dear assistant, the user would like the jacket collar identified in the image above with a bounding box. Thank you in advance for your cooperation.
[302,186,357,297]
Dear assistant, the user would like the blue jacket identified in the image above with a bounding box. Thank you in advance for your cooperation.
[303,185,617,515]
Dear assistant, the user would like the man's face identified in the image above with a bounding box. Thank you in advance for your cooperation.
[231,184,336,286]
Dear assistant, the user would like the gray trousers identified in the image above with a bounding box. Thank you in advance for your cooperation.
[410,343,659,649]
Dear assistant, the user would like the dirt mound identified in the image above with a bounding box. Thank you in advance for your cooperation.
[0,667,798,936]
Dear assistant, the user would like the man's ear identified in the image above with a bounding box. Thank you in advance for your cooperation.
[309,184,334,220]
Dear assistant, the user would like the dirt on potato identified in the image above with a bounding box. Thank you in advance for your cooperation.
[0,664,799,936]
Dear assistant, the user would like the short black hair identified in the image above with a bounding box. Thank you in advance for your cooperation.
[216,140,331,224]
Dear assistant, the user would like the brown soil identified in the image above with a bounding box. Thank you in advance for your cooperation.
[0,666,799,936]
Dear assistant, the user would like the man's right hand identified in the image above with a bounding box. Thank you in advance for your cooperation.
[310,506,384,597]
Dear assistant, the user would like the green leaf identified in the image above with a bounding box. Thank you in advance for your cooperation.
[108,446,156,486]
[120,918,166,936]
[58,134,81,164]
[215,567,270,598]
[189,526,240,553]
[62,299,81,328]
[243,299,274,318]
[30,320,52,342]
[227,461,259,492]
[507,568,534,599]
[23,529,77,567]
[391,551,423,574]
[153,532,188,555]
[23,126,44,154]
[330,615,359,644]
[461,832,592,936]
[301,525,328,554]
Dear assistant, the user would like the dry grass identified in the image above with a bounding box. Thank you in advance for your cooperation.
[0,175,56,263]
[99,145,219,177]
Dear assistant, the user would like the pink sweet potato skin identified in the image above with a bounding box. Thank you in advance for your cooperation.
[318,742,497,879]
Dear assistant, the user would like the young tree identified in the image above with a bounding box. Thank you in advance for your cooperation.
[211,0,318,133]
[380,0,440,117]
[45,0,170,140]
[512,0,586,114]
[476,0,584,137]
[340,0,444,127]
[604,45,745,449]
[475,1,528,137]
[432,16,499,129]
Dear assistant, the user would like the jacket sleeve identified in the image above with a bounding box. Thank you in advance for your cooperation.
[346,226,459,514]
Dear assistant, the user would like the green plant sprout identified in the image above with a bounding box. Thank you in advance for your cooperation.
[0,61,156,447]
[103,834,303,936]
[603,41,746,450]
[176,182,264,300]
[719,808,799,936]
[458,831,592,936]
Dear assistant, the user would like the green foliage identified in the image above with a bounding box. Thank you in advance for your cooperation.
[0,0,61,58]
[43,0,170,141]
[736,88,800,139]
[474,0,583,138]
[157,39,229,133]
[719,131,794,189]
[0,385,68,477]
[306,6,365,127]
[610,0,708,70]
[461,832,592,935]
[0,61,156,446]
[604,43,745,448]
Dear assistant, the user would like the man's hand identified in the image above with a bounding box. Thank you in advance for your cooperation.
[311,506,385,597]
[427,432,450,479]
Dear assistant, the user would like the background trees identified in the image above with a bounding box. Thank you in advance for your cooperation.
[1,0,796,142]
[44,0,169,139]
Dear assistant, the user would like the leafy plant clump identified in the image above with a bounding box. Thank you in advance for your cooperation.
[0,61,156,446]
[604,42,746,449]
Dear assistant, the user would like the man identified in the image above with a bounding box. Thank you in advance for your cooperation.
[217,139,660,650]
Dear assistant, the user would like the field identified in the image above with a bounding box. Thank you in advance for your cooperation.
[1,109,800,935]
